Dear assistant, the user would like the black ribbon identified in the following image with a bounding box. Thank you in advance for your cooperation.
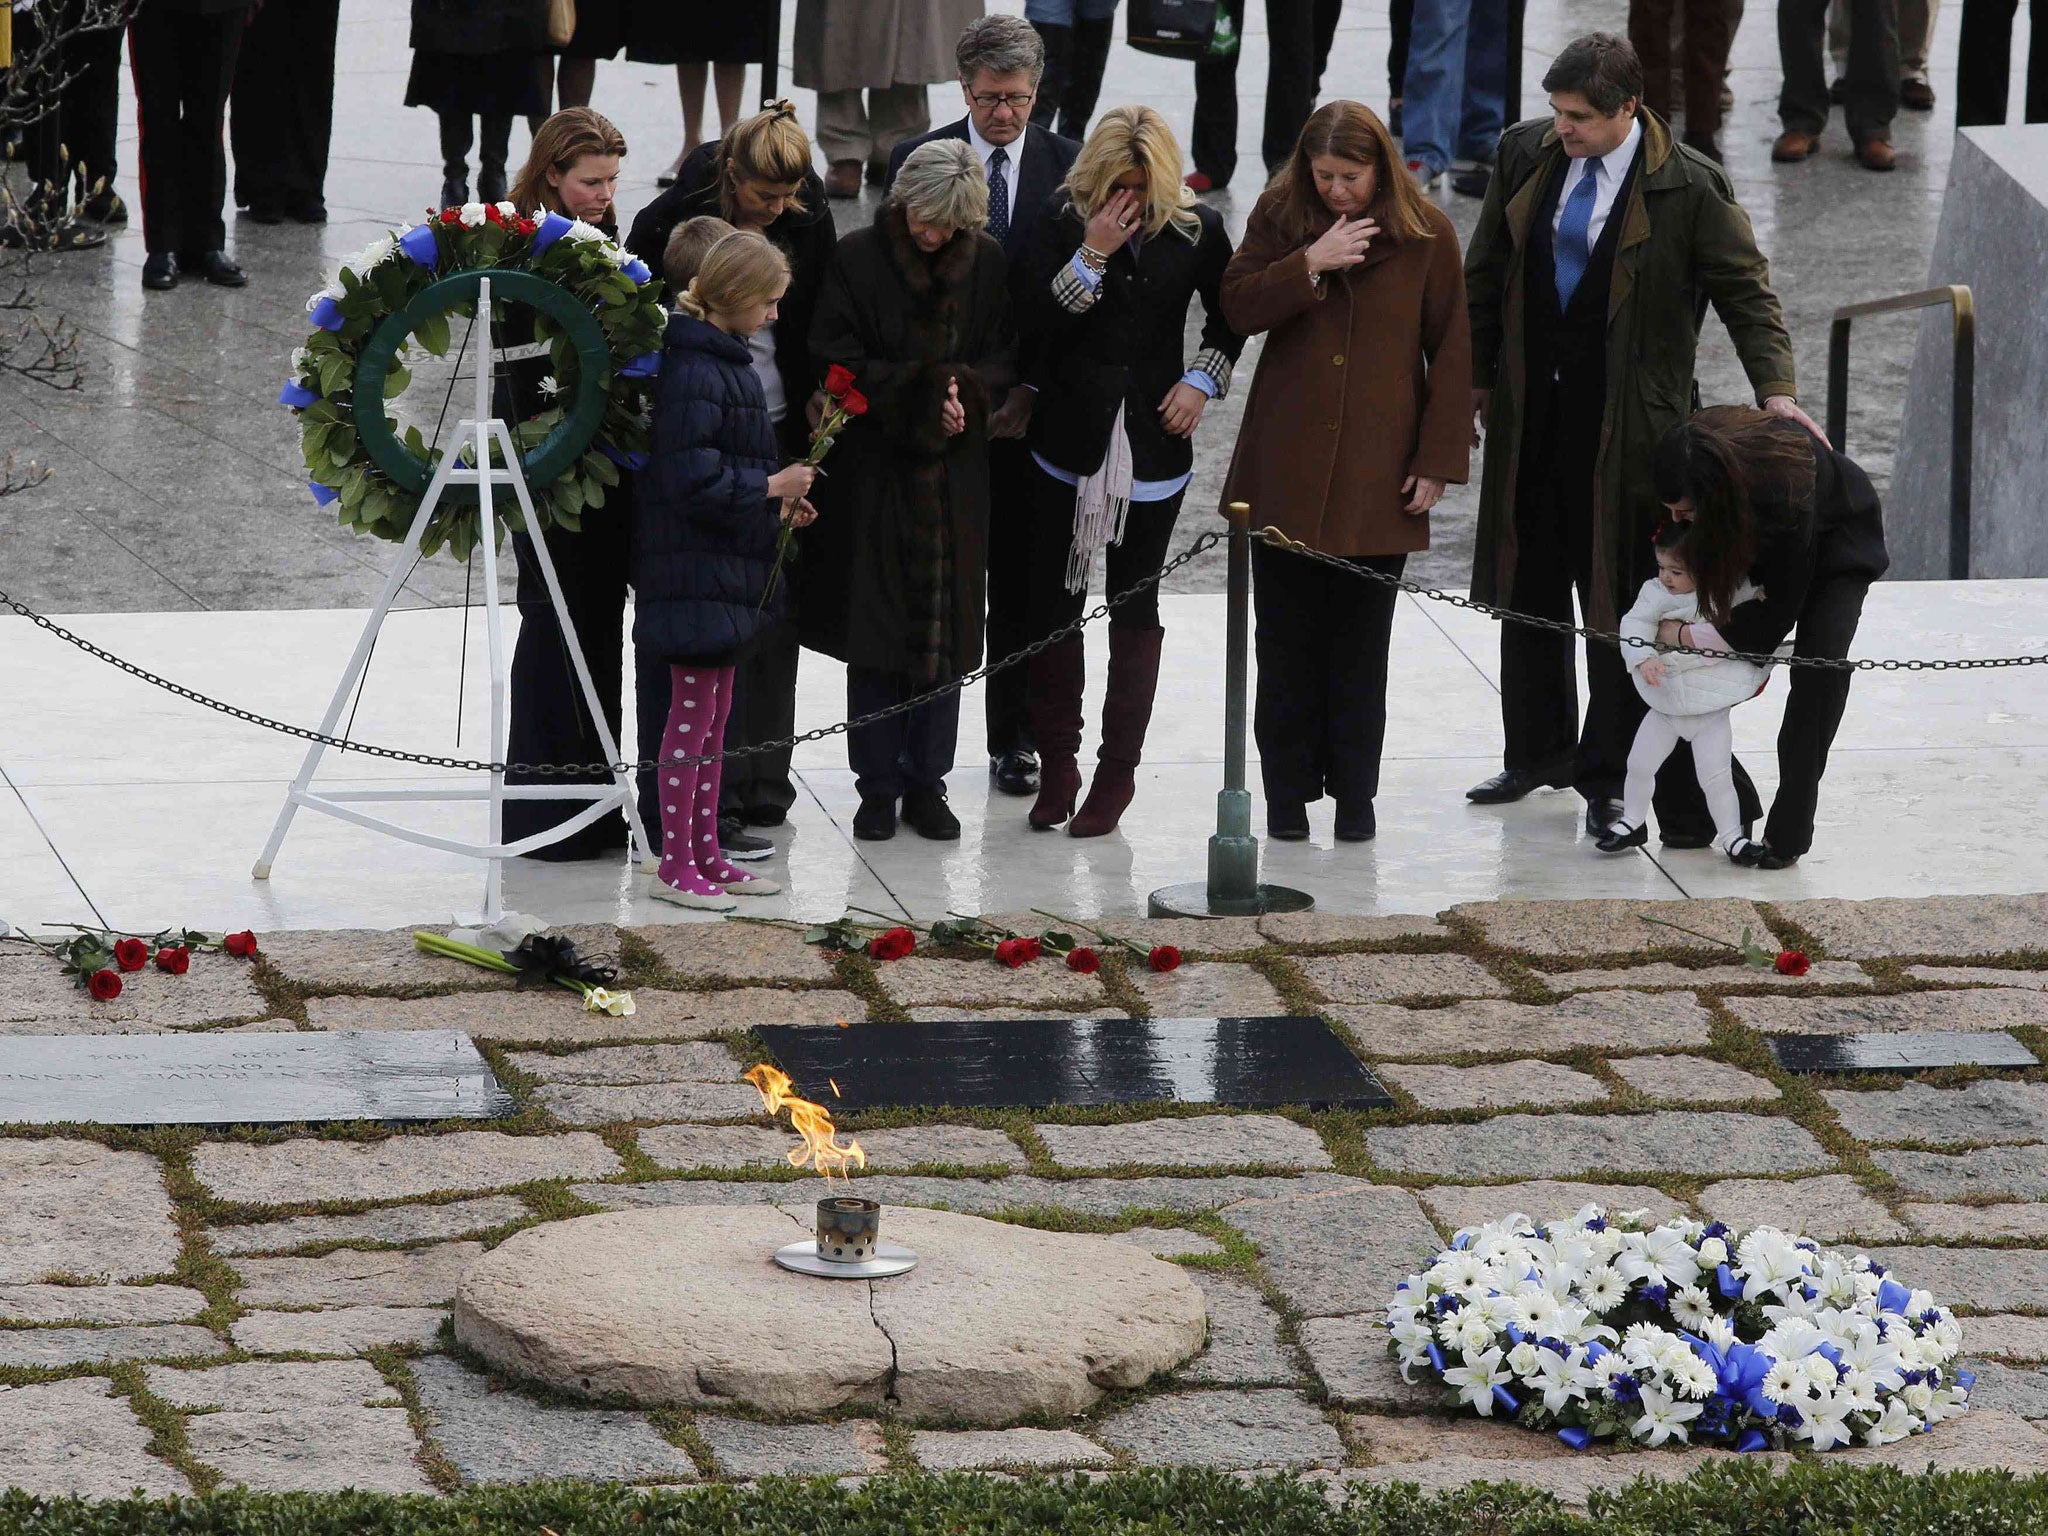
[508,934,617,990]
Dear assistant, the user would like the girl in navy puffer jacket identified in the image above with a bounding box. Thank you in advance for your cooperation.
[634,231,818,910]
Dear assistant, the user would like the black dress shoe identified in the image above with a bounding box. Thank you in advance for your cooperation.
[1757,846,1801,870]
[1467,762,1572,804]
[141,252,180,290]
[439,176,468,209]
[1661,820,1749,851]
[1584,798,1625,836]
[900,785,961,841]
[852,795,897,841]
[290,200,329,224]
[243,204,286,224]
[716,816,774,861]
[1449,163,1492,198]
[1334,801,1376,842]
[189,250,246,287]
[742,803,788,828]
[81,188,127,224]
[477,168,508,204]
[1267,800,1310,840]
[990,749,1039,796]
[1595,820,1648,853]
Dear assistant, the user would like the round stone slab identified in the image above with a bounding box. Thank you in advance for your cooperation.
[454,1205,1207,1425]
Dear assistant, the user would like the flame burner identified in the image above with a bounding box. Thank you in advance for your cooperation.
[773,1196,919,1279]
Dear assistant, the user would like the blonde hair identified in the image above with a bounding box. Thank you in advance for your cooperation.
[1064,105,1200,242]
[511,107,627,223]
[663,215,737,294]
[676,230,791,322]
[889,138,989,232]
[715,101,812,221]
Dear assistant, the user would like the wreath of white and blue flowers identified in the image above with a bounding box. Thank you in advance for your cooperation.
[1386,1206,1972,1453]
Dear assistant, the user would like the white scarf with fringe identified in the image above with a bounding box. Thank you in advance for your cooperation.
[1065,402,1135,593]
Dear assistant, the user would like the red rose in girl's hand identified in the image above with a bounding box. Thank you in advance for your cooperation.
[1066,946,1101,974]
[823,364,856,397]
[1149,945,1183,973]
[839,388,870,417]
[224,930,260,958]
[1774,950,1811,977]
[113,937,149,971]
[866,926,916,962]
[155,945,191,975]
[88,969,122,1001]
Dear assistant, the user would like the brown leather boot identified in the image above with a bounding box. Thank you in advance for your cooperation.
[1772,130,1820,162]
[1855,138,1898,171]
[1069,626,1164,839]
[1026,635,1086,829]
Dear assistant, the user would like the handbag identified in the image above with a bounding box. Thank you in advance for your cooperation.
[1125,0,1219,60]
[547,0,577,48]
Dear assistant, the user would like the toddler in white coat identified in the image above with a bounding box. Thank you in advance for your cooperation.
[1597,524,1776,865]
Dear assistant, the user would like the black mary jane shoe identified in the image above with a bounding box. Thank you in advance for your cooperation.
[1267,801,1310,841]
[1595,821,1649,854]
[1726,838,1769,868]
[1334,801,1376,842]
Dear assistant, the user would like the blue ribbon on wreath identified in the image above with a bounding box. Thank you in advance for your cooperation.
[1557,1426,1592,1451]
[309,481,340,506]
[600,442,650,472]
[621,351,660,378]
[530,210,574,256]
[309,294,345,332]
[399,224,440,269]
[279,380,318,408]
[1735,1429,1769,1453]
[623,257,653,286]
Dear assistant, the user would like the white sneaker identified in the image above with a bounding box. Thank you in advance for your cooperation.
[646,880,737,912]
[722,874,783,896]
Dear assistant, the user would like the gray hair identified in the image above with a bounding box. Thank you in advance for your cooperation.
[956,13,1044,86]
[890,139,990,232]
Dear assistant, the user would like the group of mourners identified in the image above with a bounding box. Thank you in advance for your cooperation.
[492,23,1887,911]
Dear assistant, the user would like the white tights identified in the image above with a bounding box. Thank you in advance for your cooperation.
[1619,707,1743,850]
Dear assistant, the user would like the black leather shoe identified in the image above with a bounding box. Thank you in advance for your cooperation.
[1267,801,1309,840]
[1662,820,1749,851]
[1584,798,1625,836]
[852,795,897,841]
[141,252,180,290]
[1757,845,1801,870]
[1595,820,1648,853]
[990,750,1039,796]
[1449,163,1492,198]
[81,188,127,224]
[1334,801,1376,842]
[1467,762,1572,804]
[716,816,774,861]
[742,803,788,828]
[289,199,328,225]
[243,204,286,224]
[901,785,961,841]
[439,175,468,209]
[190,250,246,287]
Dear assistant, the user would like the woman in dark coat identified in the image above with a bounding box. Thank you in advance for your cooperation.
[626,104,837,834]
[1221,100,1470,845]
[1650,405,1890,869]
[1018,105,1243,838]
[405,0,551,206]
[802,139,1015,843]
[634,231,818,908]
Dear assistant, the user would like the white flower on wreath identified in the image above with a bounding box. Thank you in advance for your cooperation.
[538,375,561,399]
[1863,1397,1917,1447]
[1669,1285,1713,1330]
[459,202,488,228]
[290,346,311,376]
[1800,1390,1857,1452]
[1617,1225,1702,1290]
[1441,1346,1511,1416]
[1697,1235,1729,1267]
[338,232,397,283]
[496,201,518,221]
[1761,1358,1811,1407]
[565,218,607,244]
[1633,1385,1703,1446]
[1530,1349,1594,1414]
[1577,1266,1626,1312]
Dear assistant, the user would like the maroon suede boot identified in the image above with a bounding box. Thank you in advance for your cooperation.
[1027,635,1086,829]
[1068,626,1163,838]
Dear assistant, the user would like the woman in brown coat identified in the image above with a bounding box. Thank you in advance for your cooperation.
[1221,100,1471,843]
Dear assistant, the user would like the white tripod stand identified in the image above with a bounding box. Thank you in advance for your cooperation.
[253,277,640,924]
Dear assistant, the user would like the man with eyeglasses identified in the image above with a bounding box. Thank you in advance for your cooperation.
[888,14,1081,799]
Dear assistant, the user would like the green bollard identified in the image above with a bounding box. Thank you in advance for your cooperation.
[1150,502,1314,919]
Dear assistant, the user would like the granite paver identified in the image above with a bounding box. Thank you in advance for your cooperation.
[909,1428,1113,1470]
[0,1139,180,1282]
[625,922,835,982]
[1697,1175,1908,1241]
[575,1172,1372,1217]
[1607,1055,1782,1103]
[1368,1111,1832,1178]
[306,987,866,1039]
[637,1123,1025,1171]
[1094,916,1269,952]
[1826,1080,2048,1144]
[1964,1316,2048,1360]
[409,1355,697,1485]
[1874,1145,2048,1201]
[1109,1227,1224,1258]
[1181,1273,1293,1386]
[1378,1060,1608,1111]
[1035,1115,1332,1171]
[1336,990,1713,1058]
[871,959,1109,1009]
[1726,989,2048,1035]
[1956,1360,2048,1419]
[192,1132,620,1205]
[1128,962,1290,1018]
[1297,954,1509,1003]
[1097,1388,1343,1468]
[0,1283,205,1323]
[535,1081,765,1125]
[1416,1181,1686,1234]
[185,1406,434,1493]
[1257,913,1449,945]
[232,1306,448,1355]
[259,928,538,993]
[0,950,272,1029]
[697,1416,887,1477]
[1298,1314,1443,1409]
[1355,1414,1580,1464]
[146,1360,395,1410]
[1543,961,1869,992]
[0,1376,188,1498]
[1778,895,2048,959]
[232,1245,484,1307]
[0,1325,227,1368]
[1860,1247,2048,1311]
[1221,1187,1441,1319]
[1910,967,2048,991]
[210,1195,531,1256]
[503,1043,740,1083]
[1908,1203,2048,1240]
[1835,1408,2048,1474]
[904,1006,1129,1020]
[1449,899,1774,958]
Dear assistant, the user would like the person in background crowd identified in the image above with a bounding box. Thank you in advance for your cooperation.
[1400,0,1507,191]
[889,14,1081,800]
[1388,0,1411,133]
[549,0,622,111]
[1019,106,1241,838]
[1775,0,1900,168]
[629,1,762,183]
[11,0,126,246]
[635,230,813,910]
[1830,0,1937,112]
[405,0,550,208]
[1957,0,2046,125]
[1629,0,1732,160]
[1187,0,1342,192]
[802,140,1014,842]
[794,0,983,199]
[1464,34,1818,845]
[231,0,340,222]
[1650,406,1888,869]
[1024,0,1116,140]
[1221,100,1469,844]
[629,103,836,847]
[130,0,252,290]
[499,108,636,860]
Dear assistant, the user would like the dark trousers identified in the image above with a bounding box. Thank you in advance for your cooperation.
[1389,0,1412,97]
[846,666,962,800]
[984,439,1038,756]
[1029,15,1115,138]
[1191,0,1343,183]
[1957,0,2048,125]
[1253,542,1404,809]
[1764,571,1869,857]
[439,110,514,186]
[1779,0,1898,140]
[129,4,246,256]
[20,2,124,207]
[719,620,801,819]
[1025,469,1183,634]
[230,0,339,213]
[1630,0,1734,134]
[505,521,631,858]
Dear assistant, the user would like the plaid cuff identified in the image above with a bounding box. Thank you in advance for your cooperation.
[1053,254,1105,314]
[1191,345,1234,400]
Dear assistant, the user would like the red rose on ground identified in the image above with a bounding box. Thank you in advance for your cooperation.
[1066,946,1101,974]
[839,388,870,417]
[823,364,856,397]
[224,930,260,958]
[88,969,122,1001]
[1149,945,1182,973]
[866,926,916,962]
[993,938,1029,969]
[112,937,149,971]
[1774,950,1811,977]
[155,945,191,975]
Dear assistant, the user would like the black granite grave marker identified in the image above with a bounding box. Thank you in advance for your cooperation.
[753,1015,1393,1111]
[1769,1030,2041,1075]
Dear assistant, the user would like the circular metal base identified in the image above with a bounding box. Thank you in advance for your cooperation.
[772,1239,919,1279]
[1148,882,1315,919]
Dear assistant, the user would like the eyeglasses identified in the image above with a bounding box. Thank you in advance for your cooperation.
[968,92,1035,110]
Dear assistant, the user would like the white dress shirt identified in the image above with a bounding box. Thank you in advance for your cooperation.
[965,118,1022,232]
[1552,114,1643,250]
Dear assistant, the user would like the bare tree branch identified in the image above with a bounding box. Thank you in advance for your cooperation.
[0,452,55,500]
[0,0,139,134]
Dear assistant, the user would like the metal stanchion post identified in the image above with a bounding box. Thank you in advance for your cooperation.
[1149,503,1313,919]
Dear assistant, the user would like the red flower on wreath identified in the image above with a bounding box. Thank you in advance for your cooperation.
[439,207,462,225]
[866,926,916,962]
[113,937,149,972]
[839,387,870,417]
[88,969,122,1001]
[1774,950,1812,977]
[483,203,504,226]
[1149,945,1183,973]
[514,216,538,236]
[155,945,191,976]
[224,930,260,959]
[1066,946,1101,974]
[823,364,857,397]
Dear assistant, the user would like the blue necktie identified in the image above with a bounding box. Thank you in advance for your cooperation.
[986,146,1011,246]
[1554,160,1600,310]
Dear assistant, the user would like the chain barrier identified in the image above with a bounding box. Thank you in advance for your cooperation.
[4,524,2041,778]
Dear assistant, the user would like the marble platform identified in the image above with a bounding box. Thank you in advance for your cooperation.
[2,580,2041,934]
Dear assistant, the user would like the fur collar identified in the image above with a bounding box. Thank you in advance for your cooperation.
[878,205,981,297]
